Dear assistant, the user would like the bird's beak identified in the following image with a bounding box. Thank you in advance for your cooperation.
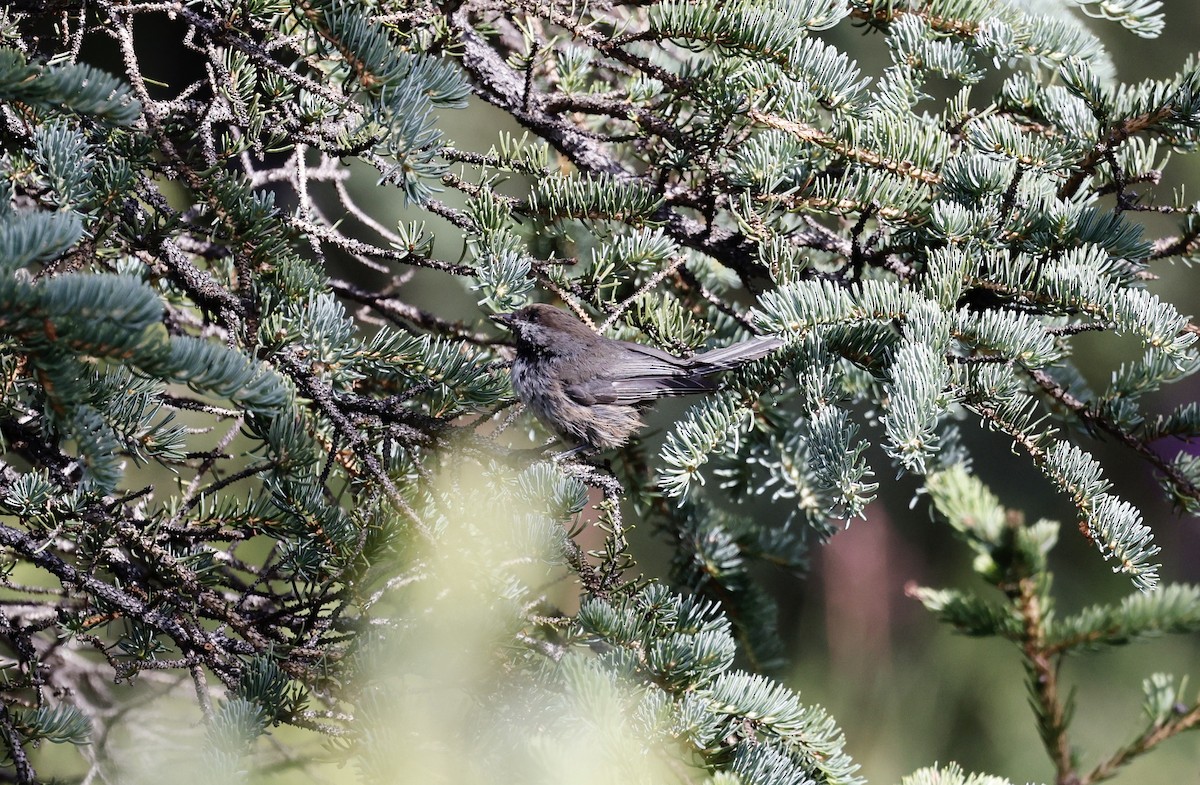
[491,312,515,328]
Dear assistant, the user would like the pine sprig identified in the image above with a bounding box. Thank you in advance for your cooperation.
[918,466,1200,785]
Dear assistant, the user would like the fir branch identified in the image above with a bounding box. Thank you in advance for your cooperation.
[509,0,688,91]
[275,348,431,539]
[448,6,775,291]
[0,701,36,785]
[1028,367,1200,507]
[297,219,477,276]
[1016,573,1076,780]
[750,108,943,185]
[0,519,253,668]
[1057,107,1178,201]
[1085,702,1200,785]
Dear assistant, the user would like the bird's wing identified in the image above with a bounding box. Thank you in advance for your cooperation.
[564,341,712,405]
[567,374,716,405]
[564,337,782,406]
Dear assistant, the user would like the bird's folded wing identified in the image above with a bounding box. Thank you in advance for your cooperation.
[564,341,709,405]
[567,374,715,405]
[564,337,782,405]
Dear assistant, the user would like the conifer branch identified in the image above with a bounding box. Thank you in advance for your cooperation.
[1085,703,1200,784]
[1016,575,1078,784]
[0,702,36,785]
[448,6,775,291]
[1028,367,1200,505]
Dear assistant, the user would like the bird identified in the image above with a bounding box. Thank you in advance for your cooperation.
[492,303,784,452]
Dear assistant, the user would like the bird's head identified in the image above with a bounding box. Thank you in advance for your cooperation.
[492,304,598,355]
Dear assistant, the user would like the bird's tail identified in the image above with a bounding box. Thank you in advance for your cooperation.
[693,335,785,372]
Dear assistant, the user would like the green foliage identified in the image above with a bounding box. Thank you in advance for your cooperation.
[11,704,91,746]
[0,0,1198,783]
[660,392,758,497]
[916,466,1200,783]
[0,48,140,124]
[899,763,1015,785]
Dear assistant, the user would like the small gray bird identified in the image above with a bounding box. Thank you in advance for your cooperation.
[493,304,783,451]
